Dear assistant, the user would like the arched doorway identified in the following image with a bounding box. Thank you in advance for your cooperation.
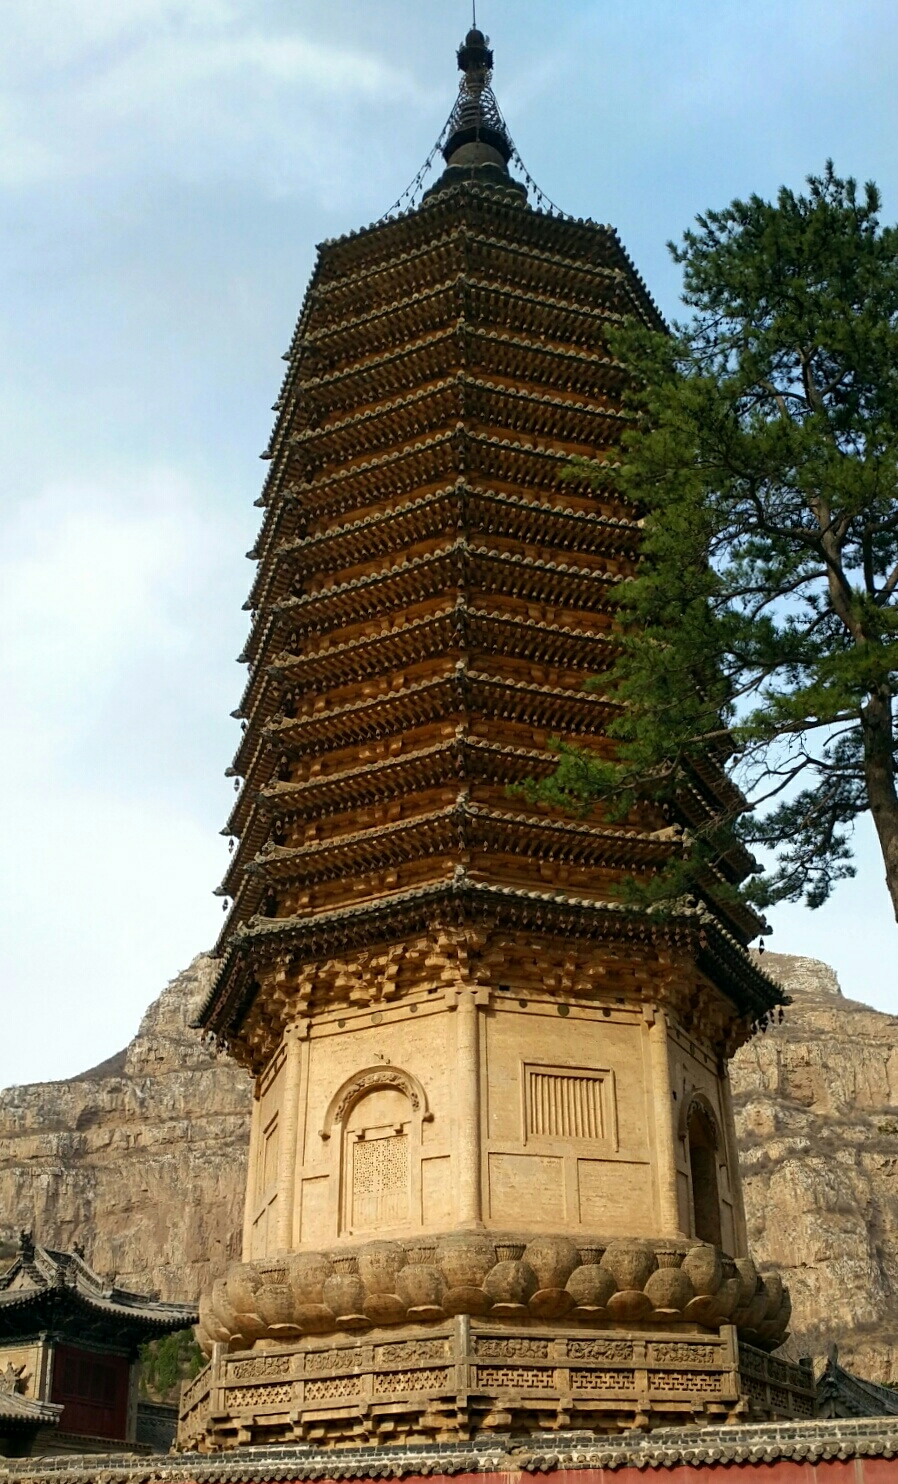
[687,1102,722,1247]
[342,1085,412,1234]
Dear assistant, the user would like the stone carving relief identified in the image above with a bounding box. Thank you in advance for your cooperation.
[377,1340,447,1365]
[228,1355,292,1382]
[475,1338,550,1361]
[321,1066,427,1138]
[198,1234,791,1353]
[0,1363,26,1395]
[648,1342,717,1366]
[304,1348,373,1374]
[567,1339,633,1363]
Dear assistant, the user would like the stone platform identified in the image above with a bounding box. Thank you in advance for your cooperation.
[188,1233,792,1448]
[180,1316,814,1452]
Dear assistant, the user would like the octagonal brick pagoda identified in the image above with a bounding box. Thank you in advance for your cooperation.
[180,29,800,1452]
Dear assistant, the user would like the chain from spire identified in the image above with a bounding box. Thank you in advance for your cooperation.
[377,23,574,223]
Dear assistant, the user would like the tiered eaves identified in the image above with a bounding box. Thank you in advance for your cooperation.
[200,184,778,1074]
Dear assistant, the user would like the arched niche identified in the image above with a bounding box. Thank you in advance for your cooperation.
[682,1094,723,1248]
[321,1067,430,1238]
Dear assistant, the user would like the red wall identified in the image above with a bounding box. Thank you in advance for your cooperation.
[50,1342,130,1439]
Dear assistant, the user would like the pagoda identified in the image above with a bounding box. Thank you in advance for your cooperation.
[180,29,802,1451]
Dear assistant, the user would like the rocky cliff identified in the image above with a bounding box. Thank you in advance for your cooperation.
[0,957,251,1301]
[0,950,896,1382]
[733,951,898,1383]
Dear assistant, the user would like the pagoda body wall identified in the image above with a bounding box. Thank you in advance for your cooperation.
[240,977,747,1261]
[185,183,794,1449]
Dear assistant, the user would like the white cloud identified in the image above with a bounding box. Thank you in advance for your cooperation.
[0,471,226,772]
[0,1,427,193]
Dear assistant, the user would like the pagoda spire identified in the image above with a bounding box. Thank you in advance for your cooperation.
[426,25,526,202]
[443,26,512,168]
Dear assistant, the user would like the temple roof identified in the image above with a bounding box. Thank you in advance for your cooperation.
[0,1360,62,1434]
[816,1348,898,1418]
[0,1233,197,1349]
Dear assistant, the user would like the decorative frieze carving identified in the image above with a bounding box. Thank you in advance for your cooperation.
[567,1339,633,1363]
[648,1342,718,1366]
[228,1355,292,1381]
[304,1347,373,1374]
[475,1338,550,1361]
[377,1339,448,1365]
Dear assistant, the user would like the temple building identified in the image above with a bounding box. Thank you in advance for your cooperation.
[178,26,802,1452]
[0,1233,196,1458]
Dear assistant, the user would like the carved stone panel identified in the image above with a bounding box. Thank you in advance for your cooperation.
[351,1131,409,1230]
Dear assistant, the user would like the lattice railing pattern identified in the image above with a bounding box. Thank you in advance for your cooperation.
[181,1320,816,1451]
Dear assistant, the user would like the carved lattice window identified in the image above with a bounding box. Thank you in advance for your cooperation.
[351,1132,409,1230]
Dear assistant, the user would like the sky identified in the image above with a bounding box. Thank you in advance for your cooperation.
[2,0,897,1090]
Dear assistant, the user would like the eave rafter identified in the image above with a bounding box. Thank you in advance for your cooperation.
[269,605,612,691]
[270,541,618,637]
[248,798,676,888]
[261,668,616,755]
[292,375,625,474]
[258,737,548,817]
[243,481,633,620]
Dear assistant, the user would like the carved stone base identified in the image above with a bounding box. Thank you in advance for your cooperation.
[177,1318,816,1452]
[197,1233,792,1357]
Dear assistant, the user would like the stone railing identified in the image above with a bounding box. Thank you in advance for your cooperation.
[738,1341,816,1419]
[178,1314,750,1450]
[198,1233,791,1355]
[178,1359,213,1444]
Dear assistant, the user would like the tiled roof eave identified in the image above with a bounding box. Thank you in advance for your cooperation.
[0,1284,197,1328]
[1,1417,897,1479]
[197,874,785,1035]
[0,1393,62,1427]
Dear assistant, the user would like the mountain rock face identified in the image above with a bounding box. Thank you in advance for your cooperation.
[0,950,896,1383]
[0,957,251,1300]
[733,951,898,1384]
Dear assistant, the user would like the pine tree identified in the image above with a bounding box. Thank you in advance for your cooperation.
[535,165,898,921]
